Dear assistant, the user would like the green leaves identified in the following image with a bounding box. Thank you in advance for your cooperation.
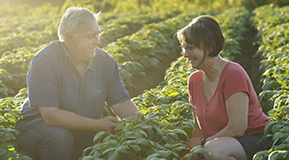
[0,89,32,159]
[182,145,213,160]
[0,148,6,156]
[217,7,250,60]
[268,150,289,160]
[93,131,107,143]
[253,5,289,111]
[252,5,289,159]
[0,3,287,160]
[81,113,192,160]
[116,146,127,153]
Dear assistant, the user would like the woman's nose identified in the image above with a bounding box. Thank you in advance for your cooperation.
[183,50,190,58]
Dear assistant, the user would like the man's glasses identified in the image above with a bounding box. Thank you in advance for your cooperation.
[179,44,195,53]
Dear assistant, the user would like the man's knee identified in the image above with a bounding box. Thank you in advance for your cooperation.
[35,127,76,160]
[44,126,74,149]
[16,119,76,160]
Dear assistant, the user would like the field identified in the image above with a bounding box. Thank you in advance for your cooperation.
[0,2,289,160]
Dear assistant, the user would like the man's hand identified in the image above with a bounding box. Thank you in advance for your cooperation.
[96,116,118,132]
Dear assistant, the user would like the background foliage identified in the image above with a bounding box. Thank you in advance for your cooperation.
[0,0,289,159]
[1,0,289,17]
[251,4,289,160]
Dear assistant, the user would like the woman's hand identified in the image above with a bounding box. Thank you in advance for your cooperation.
[188,138,202,148]
[181,138,204,160]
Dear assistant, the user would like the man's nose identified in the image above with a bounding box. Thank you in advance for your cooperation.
[93,36,101,46]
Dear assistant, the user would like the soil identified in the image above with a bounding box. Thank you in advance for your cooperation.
[126,51,181,98]
[232,24,269,112]
[126,24,267,111]
[233,24,263,96]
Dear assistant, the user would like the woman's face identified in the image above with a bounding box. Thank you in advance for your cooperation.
[181,41,206,69]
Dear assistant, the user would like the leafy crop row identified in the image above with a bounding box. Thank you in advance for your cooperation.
[0,9,180,159]
[0,11,179,98]
[216,7,250,60]
[0,15,60,56]
[80,7,250,160]
[99,10,182,48]
[103,12,202,89]
[251,4,289,160]
[0,88,32,159]
[0,8,195,159]
[100,11,210,116]
[1,4,275,159]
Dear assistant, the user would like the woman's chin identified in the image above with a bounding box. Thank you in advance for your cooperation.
[190,61,199,69]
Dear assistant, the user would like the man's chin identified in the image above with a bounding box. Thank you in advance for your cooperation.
[88,52,96,59]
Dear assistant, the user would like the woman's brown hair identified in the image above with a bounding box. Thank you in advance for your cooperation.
[177,15,225,60]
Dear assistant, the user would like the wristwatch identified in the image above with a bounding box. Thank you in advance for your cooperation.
[201,137,207,146]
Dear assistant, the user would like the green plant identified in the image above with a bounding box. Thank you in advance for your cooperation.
[81,111,212,160]
[252,4,289,159]
[0,88,33,160]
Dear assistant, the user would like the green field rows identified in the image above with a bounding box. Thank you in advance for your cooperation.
[0,4,288,160]
[251,4,289,160]
[0,10,182,98]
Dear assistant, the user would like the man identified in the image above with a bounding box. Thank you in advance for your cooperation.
[15,7,140,160]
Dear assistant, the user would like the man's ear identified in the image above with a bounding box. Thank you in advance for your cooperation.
[65,33,74,43]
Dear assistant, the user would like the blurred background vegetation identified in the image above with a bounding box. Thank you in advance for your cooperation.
[0,0,288,17]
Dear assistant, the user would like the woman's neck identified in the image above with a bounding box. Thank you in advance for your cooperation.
[202,56,228,82]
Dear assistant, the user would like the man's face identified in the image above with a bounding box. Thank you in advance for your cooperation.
[70,19,100,62]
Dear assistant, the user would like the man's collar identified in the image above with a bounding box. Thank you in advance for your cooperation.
[86,59,93,71]
[60,41,94,71]
[60,41,71,58]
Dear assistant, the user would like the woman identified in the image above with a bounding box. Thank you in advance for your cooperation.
[177,15,273,160]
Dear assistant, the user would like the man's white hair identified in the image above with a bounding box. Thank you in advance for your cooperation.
[58,7,100,41]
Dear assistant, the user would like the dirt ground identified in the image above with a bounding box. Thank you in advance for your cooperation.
[233,25,263,96]
[126,51,181,98]
[233,25,269,112]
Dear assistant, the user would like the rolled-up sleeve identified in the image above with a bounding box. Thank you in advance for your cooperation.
[28,55,59,108]
[105,58,130,106]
